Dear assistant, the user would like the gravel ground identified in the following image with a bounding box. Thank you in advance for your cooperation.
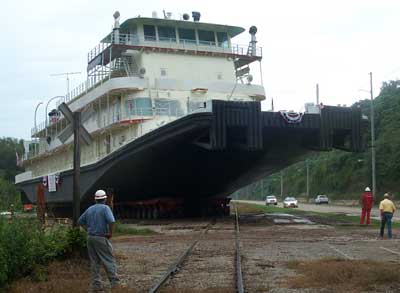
[239,215,400,292]
[160,220,236,292]
[112,214,400,292]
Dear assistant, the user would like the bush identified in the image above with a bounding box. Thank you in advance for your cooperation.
[0,178,22,211]
[43,225,87,260]
[0,218,87,288]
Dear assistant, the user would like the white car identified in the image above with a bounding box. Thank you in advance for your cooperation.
[315,195,329,204]
[265,195,278,205]
[283,197,298,208]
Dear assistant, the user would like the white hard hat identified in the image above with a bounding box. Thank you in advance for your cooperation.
[365,187,371,192]
[94,189,107,200]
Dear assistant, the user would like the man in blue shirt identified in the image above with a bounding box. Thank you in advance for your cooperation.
[78,189,120,290]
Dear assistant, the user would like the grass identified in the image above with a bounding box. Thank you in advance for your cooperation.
[233,202,399,228]
[113,222,158,236]
[286,258,400,291]
[9,259,91,293]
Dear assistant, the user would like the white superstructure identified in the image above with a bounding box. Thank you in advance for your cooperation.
[17,11,265,184]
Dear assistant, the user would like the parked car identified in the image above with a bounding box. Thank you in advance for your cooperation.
[315,195,329,204]
[283,197,298,208]
[265,195,278,205]
[23,204,34,212]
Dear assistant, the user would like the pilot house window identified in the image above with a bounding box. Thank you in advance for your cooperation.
[143,25,156,41]
[198,30,216,46]
[217,32,229,48]
[158,26,176,42]
[178,28,196,44]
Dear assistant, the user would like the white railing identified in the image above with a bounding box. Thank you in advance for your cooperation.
[87,33,263,63]
[55,76,107,108]
[87,42,110,63]
[28,105,189,160]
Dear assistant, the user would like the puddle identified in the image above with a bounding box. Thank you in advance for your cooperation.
[274,219,292,224]
[266,213,296,218]
[293,218,314,224]
[265,213,315,225]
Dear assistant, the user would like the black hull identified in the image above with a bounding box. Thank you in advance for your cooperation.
[17,101,365,215]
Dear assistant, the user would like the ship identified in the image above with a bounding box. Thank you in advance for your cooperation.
[16,11,366,218]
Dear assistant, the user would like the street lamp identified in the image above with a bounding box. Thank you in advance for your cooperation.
[45,96,65,138]
[358,72,376,198]
[34,101,43,155]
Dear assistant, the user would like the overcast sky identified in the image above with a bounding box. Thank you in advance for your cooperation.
[1,0,400,139]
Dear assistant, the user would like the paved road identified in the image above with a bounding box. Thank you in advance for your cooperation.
[237,200,400,222]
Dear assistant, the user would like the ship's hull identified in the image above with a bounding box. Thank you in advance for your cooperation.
[17,100,365,216]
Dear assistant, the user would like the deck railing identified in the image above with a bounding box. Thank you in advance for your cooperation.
[29,105,190,160]
[87,33,263,63]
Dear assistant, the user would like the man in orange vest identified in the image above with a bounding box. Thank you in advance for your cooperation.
[360,187,373,225]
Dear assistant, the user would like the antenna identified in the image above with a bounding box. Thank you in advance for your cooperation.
[50,72,81,98]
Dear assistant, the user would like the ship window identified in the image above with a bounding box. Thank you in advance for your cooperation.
[158,26,176,42]
[154,99,183,116]
[198,30,215,46]
[189,101,206,112]
[160,68,167,77]
[144,25,156,41]
[126,98,153,116]
[178,28,196,44]
[217,32,229,48]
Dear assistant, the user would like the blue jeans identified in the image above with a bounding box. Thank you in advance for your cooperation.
[380,212,393,238]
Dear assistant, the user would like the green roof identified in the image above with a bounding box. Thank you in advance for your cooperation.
[101,17,245,42]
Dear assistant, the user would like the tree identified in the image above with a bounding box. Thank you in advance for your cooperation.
[238,79,400,200]
[0,137,24,182]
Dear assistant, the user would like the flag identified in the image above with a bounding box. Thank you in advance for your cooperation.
[16,152,20,167]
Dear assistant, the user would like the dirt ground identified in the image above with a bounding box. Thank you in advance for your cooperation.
[10,210,400,292]
[239,200,400,222]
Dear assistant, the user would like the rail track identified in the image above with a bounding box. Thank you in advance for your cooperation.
[148,206,244,292]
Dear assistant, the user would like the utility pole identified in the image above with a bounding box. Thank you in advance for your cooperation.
[280,171,283,200]
[306,160,310,202]
[58,103,93,227]
[316,84,319,105]
[261,179,264,200]
[370,72,377,198]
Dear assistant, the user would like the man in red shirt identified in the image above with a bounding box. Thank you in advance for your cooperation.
[360,187,374,225]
